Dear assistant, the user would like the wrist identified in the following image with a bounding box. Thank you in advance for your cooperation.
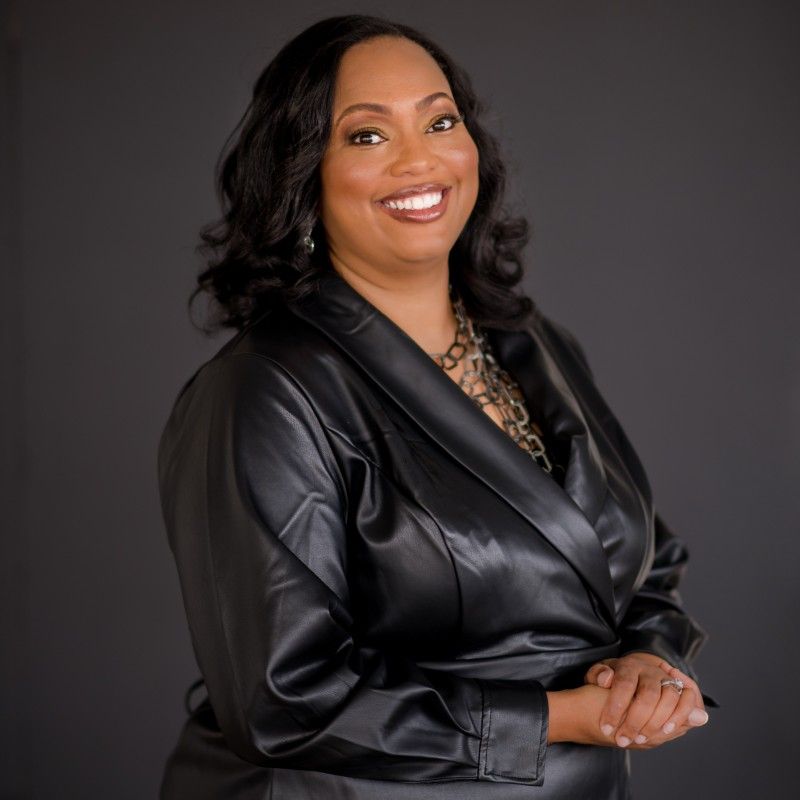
[545,688,581,744]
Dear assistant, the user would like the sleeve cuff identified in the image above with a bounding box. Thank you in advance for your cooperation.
[476,679,549,785]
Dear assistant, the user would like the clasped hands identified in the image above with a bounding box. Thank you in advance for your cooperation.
[581,651,709,749]
[547,652,708,750]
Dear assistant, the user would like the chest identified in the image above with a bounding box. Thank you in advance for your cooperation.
[311,368,650,663]
[277,307,654,663]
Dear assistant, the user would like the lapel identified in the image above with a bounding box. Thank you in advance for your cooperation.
[287,269,617,627]
[486,324,609,529]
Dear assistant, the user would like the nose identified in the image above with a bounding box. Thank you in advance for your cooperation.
[389,131,440,177]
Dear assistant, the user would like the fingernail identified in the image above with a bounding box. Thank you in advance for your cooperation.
[662,721,676,734]
[634,734,647,744]
[601,724,614,737]
[597,668,611,685]
[617,735,631,747]
[689,709,709,726]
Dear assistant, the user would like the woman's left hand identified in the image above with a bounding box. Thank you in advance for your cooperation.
[583,652,709,748]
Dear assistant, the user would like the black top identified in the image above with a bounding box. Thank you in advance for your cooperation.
[533,414,570,487]
[156,267,716,799]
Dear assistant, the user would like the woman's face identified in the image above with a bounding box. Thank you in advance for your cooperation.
[319,36,480,279]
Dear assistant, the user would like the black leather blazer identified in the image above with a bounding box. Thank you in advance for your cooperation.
[157,268,718,799]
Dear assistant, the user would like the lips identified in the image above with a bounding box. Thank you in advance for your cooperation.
[376,186,452,224]
[379,182,450,202]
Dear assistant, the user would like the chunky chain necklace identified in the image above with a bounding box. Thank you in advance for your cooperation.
[427,285,556,475]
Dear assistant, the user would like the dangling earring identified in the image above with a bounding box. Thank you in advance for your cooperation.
[302,227,315,255]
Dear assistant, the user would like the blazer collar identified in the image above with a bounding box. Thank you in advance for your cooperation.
[287,269,616,627]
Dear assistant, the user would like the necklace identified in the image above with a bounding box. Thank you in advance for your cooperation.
[427,285,556,475]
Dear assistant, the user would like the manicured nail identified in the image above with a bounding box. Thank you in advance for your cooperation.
[662,721,676,734]
[617,735,631,747]
[634,734,647,744]
[601,724,614,737]
[689,709,709,726]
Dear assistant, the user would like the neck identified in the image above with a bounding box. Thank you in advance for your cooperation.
[328,256,458,354]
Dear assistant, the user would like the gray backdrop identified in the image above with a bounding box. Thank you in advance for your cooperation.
[3,0,798,797]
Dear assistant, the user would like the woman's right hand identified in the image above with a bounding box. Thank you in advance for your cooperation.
[545,684,701,749]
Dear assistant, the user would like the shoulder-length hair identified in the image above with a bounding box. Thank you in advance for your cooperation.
[191,13,538,334]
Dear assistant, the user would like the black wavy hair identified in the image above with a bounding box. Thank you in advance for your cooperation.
[190,13,538,334]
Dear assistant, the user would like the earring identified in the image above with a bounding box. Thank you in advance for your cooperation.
[302,227,315,255]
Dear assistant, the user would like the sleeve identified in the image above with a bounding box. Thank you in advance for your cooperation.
[544,318,720,709]
[615,511,720,708]
[157,351,550,785]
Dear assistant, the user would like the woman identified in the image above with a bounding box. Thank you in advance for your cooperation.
[157,14,718,799]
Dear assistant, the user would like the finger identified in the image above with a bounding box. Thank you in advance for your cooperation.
[662,667,707,731]
[598,664,640,738]
[584,659,617,687]
[612,672,664,747]
[597,668,614,688]
[673,668,707,716]
[585,666,615,688]
[633,680,683,743]
[660,668,709,735]
[628,725,689,749]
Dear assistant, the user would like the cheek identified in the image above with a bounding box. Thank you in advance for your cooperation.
[444,138,479,192]
[321,155,381,216]
[443,139,480,214]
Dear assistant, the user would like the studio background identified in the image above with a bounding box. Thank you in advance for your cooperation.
[2,1,798,797]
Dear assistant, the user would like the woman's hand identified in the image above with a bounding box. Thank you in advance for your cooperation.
[582,652,709,748]
[546,683,701,749]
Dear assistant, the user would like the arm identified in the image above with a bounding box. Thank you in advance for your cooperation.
[616,510,718,708]
[157,352,549,784]
[596,402,718,708]
[544,317,718,708]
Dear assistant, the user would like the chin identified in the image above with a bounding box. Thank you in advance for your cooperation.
[388,233,457,258]
[392,246,454,265]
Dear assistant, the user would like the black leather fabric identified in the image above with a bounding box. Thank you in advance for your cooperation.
[157,268,717,798]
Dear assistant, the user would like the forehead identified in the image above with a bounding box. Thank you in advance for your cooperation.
[332,36,450,107]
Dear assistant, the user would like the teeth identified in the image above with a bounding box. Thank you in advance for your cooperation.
[383,191,443,211]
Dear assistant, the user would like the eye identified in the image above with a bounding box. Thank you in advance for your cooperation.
[347,112,465,147]
[349,128,385,146]
[428,112,464,132]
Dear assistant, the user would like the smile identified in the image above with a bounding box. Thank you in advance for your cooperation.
[377,187,451,223]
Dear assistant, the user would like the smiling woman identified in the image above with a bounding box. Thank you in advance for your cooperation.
[159,12,716,800]
[189,16,531,340]
[317,34,481,342]
[320,38,478,278]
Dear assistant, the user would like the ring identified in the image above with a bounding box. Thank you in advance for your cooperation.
[660,678,684,694]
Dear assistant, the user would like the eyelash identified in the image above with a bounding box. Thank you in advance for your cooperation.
[348,113,464,146]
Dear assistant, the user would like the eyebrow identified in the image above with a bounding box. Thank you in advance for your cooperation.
[334,91,456,128]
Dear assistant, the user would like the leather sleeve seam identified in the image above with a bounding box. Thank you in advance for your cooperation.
[477,681,488,779]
